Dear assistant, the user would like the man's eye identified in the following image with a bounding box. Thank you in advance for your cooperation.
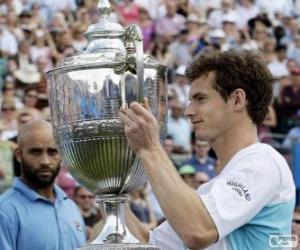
[29,150,41,155]
[196,97,205,102]
[48,149,58,156]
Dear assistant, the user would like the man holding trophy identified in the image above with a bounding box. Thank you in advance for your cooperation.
[121,50,295,249]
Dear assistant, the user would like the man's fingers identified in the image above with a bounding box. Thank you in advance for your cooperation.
[143,97,150,111]
[129,100,153,120]
[119,112,134,127]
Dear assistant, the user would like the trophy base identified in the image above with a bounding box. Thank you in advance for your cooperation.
[77,243,159,250]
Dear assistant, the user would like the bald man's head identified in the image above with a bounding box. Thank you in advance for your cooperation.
[18,120,53,148]
[16,119,61,188]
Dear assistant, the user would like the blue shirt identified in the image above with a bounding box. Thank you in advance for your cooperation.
[183,156,216,179]
[0,178,86,250]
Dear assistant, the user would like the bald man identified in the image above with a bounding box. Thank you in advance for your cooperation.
[0,120,86,250]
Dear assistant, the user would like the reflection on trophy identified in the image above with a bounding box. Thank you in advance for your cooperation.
[45,0,167,249]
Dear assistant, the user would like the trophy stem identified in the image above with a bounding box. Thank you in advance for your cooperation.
[91,194,138,245]
[77,194,159,249]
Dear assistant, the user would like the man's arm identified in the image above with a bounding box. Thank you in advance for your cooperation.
[139,146,218,249]
[125,205,151,243]
[120,101,218,249]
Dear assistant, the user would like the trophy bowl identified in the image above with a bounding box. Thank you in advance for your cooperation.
[45,1,167,249]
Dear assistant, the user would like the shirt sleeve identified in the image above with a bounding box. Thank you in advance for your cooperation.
[0,210,18,250]
[149,220,186,250]
[197,153,281,241]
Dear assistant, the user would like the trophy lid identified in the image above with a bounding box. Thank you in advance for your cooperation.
[83,0,124,40]
[46,0,127,73]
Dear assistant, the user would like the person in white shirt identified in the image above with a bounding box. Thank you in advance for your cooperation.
[120,50,295,249]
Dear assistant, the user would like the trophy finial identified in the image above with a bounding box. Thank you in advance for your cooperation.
[98,0,111,19]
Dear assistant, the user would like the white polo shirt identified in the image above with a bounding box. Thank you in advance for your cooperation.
[149,143,295,250]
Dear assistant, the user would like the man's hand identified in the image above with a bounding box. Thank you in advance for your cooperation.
[119,98,161,155]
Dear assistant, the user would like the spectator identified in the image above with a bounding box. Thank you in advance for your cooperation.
[137,8,155,53]
[155,1,185,42]
[170,65,190,107]
[168,28,192,68]
[0,21,18,56]
[167,100,192,153]
[56,163,77,198]
[178,164,197,189]
[279,67,300,133]
[0,98,17,140]
[162,136,179,169]
[73,186,103,241]
[117,0,140,26]
[207,0,239,29]
[195,171,210,189]
[0,121,14,194]
[236,0,260,29]
[0,120,86,249]
[182,140,217,179]
[287,34,300,66]
[282,126,300,149]
[130,185,157,229]
[1,81,24,110]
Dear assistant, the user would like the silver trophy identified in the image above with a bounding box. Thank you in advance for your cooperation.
[45,0,167,249]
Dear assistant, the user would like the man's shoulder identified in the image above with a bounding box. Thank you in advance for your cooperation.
[0,188,22,218]
[0,188,19,205]
[233,143,286,164]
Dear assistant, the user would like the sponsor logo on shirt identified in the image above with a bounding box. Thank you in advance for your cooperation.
[226,180,251,201]
[73,221,84,232]
[269,235,298,248]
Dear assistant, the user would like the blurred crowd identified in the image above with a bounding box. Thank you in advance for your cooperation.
[1,0,300,245]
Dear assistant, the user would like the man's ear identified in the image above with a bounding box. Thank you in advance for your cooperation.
[230,88,247,112]
[15,147,22,163]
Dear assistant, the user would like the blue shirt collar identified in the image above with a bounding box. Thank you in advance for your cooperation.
[13,178,68,202]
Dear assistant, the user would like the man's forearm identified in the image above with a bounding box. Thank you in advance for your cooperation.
[125,206,150,243]
[139,146,218,248]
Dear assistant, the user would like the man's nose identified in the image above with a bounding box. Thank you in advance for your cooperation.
[40,153,51,165]
[184,102,193,118]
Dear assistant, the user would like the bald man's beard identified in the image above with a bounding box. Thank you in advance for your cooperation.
[21,158,61,188]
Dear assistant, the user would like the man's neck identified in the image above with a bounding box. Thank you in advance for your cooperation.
[211,121,258,170]
[196,156,208,164]
[80,208,93,217]
[20,177,55,201]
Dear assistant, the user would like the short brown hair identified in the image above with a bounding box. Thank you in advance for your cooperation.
[186,50,273,125]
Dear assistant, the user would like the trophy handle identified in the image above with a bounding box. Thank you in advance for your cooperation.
[124,25,144,103]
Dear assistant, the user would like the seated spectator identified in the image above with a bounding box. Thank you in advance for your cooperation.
[73,186,103,241]
[279,67,300,133]
[56,163,77,198]
[130,184,157,229]
[195,171,210,189]
[182,140,217,179]
[137,8,155,53]
[168,28,192,68]
[155,2,185,42]
[0,98,18,140]
[258,104,278,146]
[1,81,23,110]
[117,0,140,26]
[169,65,190,107]
[287,34,300,67]
[167,100,192,153]
[282,126,300,149]
[162,136,179,169]
[0,121,14,194]
[178,164,197,189]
